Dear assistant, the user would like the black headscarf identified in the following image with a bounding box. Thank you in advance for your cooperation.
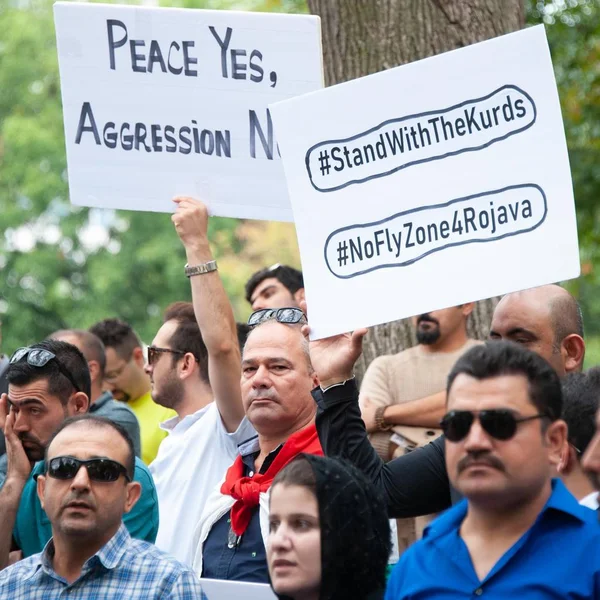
[272,454,391,600]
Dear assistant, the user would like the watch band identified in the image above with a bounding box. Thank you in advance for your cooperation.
[374,406,393,432]
[185,260,218,277]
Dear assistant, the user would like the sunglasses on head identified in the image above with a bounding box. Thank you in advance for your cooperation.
[10,347,81,393]
[440,409,547,442]
[247,307,306,328]
[47,456,131,483]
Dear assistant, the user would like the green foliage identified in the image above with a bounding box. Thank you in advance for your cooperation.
[2,0,600,361]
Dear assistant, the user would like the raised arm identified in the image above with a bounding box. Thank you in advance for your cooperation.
[0,396,31,570]
[305,324,453,518]
[171,197,244,433]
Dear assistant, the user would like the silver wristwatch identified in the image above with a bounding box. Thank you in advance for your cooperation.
[184,260,218,277]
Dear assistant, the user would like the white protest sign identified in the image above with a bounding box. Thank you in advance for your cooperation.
[270,25,580,339]
[201,578,277,600]
[54,2,322,221]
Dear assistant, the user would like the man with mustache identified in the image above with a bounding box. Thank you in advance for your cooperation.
[191,307,322,584]
[383,341,600,598]
[312,284,585,519]
[359,305,479,551]
[0,340,158,570]
[0,415,205,598]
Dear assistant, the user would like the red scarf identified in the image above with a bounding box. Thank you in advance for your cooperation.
[220,423,323,536]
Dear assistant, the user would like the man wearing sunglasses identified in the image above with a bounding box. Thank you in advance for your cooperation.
[0,414,205,598]
[312,284,586,520]
[146,295,253,566]
[0,340,158,571]
[384,342,600,598]
[89,318,175,465]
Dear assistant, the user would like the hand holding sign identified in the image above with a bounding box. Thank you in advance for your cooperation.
[270,25,579,339]
[54,2,323,220]
[300,301,367,389]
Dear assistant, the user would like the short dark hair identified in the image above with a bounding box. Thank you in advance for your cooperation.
[561,368,600,457]
[163,302,209,384]
[447,341,562,421]
[89,318,141,360]
[46,414,135,480]
[7,340,91,403]
[245,264,303,304]
[49,329,107,378]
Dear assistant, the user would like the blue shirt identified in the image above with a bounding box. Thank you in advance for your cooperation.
[202,436,280,583]
[385,479,600,599]
[12,457,159,557]
[0,523,206,599]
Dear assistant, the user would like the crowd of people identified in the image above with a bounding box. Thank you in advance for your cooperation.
[0,196,599,599]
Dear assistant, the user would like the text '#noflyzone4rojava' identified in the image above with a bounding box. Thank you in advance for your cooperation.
[270,25,580,340]
[54,3,322,220]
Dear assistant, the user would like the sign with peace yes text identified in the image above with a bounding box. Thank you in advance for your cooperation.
[54,2,322,221]
[270,25,580,340]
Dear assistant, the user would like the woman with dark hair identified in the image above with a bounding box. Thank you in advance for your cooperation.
[267,454,391,600]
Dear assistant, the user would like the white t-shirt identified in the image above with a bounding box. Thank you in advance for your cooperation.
[149,402,255,565]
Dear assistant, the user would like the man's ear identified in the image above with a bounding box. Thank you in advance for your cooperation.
[124,481,142,514]
[87,360,101,386]
[562,334,585,374]
[294,288,306,307]
[180,353,196,380]
[68,391,90,414]
[557,440,576,474]
[460,302,475,317]
[546,419,568,467]
[37,474,46,509]
[132,347,145,368]
[311,371,320,389]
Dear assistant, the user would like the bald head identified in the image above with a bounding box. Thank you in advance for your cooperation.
[244,320,313,374]
[50,329,106,376]
[490,285,585,377]
[49,330,107,402]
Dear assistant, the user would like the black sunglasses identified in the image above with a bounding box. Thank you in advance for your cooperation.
[47,456,131,482]
[247,307,307,328]
[440,409,547,442]
[147,346,185,367]
[10,347,81,393]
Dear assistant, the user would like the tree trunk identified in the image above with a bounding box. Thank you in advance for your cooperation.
[307,0,524,380]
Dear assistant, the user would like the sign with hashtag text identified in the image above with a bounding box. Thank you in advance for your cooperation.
[54,2,322,220]
[270,25,579,339]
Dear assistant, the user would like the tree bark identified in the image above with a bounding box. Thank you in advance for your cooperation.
[307,0,524,380]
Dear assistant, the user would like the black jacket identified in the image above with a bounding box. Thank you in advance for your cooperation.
[313,379,461,519]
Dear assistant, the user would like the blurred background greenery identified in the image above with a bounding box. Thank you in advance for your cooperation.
[0,0,599,364]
